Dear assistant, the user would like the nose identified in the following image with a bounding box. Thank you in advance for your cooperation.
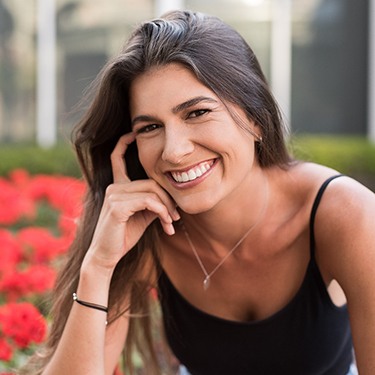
[161,124,195,164]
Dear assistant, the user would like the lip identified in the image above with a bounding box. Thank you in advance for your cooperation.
[166,158,218,188]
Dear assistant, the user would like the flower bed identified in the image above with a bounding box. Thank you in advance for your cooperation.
[0,169,85,373]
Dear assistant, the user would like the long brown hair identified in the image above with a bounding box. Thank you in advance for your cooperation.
[20,10,291,375]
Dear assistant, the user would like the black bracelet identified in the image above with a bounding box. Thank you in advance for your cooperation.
[72,293,108,313]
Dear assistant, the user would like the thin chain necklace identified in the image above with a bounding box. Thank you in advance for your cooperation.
[181,175,269,291]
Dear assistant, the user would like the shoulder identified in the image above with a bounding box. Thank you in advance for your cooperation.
[277,162,374,271]
[311,168,374,252]
[302,164,375,290]
[295,161,375,222]
[282,161,373,210]
[269,162,347,223]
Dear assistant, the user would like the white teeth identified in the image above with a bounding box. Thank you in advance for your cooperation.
[181,172,189,182]
[171,161,213,183]
[188,170,197,180]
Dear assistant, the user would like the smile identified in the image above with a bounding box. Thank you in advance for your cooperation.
[170,160,215,183]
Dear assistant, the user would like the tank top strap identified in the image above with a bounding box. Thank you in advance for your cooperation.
[309,174,344,258]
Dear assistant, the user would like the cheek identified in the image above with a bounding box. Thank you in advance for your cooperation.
[226,132,256,160]
[136,139,160,175]
[135,138,147,162]
[239,130,257,156]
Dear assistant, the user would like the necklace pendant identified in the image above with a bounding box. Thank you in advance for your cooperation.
[203,276,210,291]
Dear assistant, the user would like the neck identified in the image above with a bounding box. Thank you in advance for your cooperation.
[179,168,269,253]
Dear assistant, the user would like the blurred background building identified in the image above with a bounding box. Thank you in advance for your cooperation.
[0,0,374,147]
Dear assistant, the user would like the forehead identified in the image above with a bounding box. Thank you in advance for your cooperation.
[129,63,217,113]
[131,63,202,90]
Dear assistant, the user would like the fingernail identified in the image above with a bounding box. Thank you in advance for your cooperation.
[168,223,175,236]
[172,209,181,221]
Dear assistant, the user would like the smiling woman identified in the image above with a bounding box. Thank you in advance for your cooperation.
[20,10,374,375]
[130,63,263,215]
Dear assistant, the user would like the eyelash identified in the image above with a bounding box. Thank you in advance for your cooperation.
[188,108,211,118]
[135,124,160,134]
[135,108,211,134]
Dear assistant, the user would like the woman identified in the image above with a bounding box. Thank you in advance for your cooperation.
[23,10,374,375]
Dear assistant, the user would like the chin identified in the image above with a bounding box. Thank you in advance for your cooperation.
[175,196,219,215]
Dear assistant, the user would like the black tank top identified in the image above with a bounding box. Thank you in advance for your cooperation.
[158,175,353,374]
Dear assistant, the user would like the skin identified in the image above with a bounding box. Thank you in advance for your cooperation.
[131,64,262,219]
[43,63,375,374]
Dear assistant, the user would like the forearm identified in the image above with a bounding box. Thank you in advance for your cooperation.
[42,262,115,375]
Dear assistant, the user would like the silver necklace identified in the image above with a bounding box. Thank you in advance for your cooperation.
[181,175,269,291]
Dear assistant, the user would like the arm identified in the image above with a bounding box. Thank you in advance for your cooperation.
[42,134,179,375]
[315,177,375,374]
[43,263,127,375]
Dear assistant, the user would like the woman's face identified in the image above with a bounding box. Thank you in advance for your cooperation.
[129,63,261,214]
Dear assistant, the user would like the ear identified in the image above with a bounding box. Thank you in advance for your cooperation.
[255,133,263,143]
[250,122,263,143]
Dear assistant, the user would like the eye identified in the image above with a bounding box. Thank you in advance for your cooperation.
[188,109,211,119]
[135,124,161,134]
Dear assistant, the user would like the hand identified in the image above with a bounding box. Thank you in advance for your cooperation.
[83,133,180,271]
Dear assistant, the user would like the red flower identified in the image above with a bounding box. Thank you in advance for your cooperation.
[0,336,13,361]
[0,265,56,300]
[0,178,35,225]
[58,215,79,244]
[17,227,70,263]
[24,264,56,294]
[0,171,86,367]
[46,177,85,216]
[0,303,46,349]
[9,169,31,189]
[26,175,85,241]
[0,230,23,274]
[0,271,27,301]
[28,175,85,216]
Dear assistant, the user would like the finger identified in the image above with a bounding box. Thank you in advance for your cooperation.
[137,197,176,236]
[104,188,175,228]
[142,209,175,236]
[119,194,175,235]
[110,133,136,183]
[116,179,180,221]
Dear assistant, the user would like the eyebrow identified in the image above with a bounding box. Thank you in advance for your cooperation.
[172,96,218,114]
[131,96,218,127]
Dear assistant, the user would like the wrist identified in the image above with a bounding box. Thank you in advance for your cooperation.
[77,263,113,308]
[80,257,114,287]
[81,250,116,279]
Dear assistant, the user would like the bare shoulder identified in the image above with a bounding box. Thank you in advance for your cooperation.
[285,161,373,206]
[310,167,374,249]
[301,163,375,288]
[266,162,349,234]
[281,161,374,274]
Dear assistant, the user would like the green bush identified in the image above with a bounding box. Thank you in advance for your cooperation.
[0,143,81,177]
[291,135,375,173]
[290,135,375,190]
